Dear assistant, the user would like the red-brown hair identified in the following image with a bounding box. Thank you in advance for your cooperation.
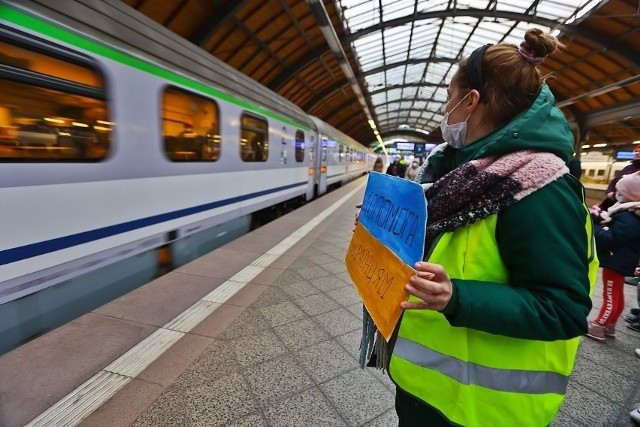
[453,28,564,127]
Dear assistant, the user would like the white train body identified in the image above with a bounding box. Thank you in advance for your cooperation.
[0,1,374,351]
[580,160,631,190]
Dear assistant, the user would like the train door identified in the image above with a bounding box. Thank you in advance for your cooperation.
[306,133,315,200]
[317,134,328,195]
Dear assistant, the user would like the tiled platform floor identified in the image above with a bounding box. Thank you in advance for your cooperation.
[2,177,640,427]
[126,181,640,426]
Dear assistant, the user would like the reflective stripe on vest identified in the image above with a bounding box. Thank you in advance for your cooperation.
[394,336,569,394]
[389,213,597,427]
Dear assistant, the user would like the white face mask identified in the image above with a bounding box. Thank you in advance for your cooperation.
[440,92,471,149]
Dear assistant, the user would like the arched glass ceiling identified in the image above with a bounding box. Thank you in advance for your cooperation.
[336,0,604,140]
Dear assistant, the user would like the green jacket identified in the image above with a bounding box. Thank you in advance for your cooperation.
[388,84,596,426]
[425,84,593,340]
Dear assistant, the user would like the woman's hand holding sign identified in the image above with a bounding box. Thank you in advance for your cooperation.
[401,262,452,311]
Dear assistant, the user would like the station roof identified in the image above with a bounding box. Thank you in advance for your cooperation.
[122,0,639,153]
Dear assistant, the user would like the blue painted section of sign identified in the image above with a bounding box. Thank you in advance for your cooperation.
[358,172,427,266]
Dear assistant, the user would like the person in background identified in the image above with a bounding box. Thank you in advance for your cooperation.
[386,157,400,176]
[359,28,596,426]
[586,172,640,341]
[623,266,640,332]
[598,145,640,211]
[567,155,582,179]
[414,142,448,191]
[404,159,420,181]
[587,173,640,341]
[372,156,384,173]
[397,155,408,178]
[594,222,640,376]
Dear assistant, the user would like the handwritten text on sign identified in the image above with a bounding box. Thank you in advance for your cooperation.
[345,172,427,340]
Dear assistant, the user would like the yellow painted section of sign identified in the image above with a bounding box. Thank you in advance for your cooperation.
[320,165,327,173]
[345,222,413,341]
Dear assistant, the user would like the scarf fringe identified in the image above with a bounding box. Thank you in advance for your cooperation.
[359,306,388,372]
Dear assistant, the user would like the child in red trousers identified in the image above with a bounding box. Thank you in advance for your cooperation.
[587,172,640,341]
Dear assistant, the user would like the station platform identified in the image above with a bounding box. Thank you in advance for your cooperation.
[1,176,640,427]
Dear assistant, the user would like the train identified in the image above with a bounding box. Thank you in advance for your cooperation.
[580,159,631,190]
[0,0,376,355]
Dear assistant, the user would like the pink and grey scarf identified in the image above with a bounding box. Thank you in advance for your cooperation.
[424,149,568,249]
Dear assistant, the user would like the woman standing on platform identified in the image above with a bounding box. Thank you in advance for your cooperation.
[404,159,420,181]
[362,28,597,426]
[372,156,384,173]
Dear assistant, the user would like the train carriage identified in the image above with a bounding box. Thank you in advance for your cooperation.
[0,0,373,354]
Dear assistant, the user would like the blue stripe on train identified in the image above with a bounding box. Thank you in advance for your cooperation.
[0,182,307,266]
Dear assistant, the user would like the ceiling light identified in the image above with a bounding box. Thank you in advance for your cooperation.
[593,143,607,148]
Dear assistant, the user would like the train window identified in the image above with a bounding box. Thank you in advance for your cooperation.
[596,170,605,176]
[162,87,220,161]
[295,130,304,162]
[240,114,268,162]
[0,39,110,161]
[321,137,327,162]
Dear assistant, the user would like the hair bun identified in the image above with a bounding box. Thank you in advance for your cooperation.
[519,28,563,65]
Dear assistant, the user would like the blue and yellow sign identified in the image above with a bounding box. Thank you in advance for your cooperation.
[345,172,427,340]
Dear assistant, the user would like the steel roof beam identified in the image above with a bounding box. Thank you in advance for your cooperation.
[379,129,431,140]
[367,82,448,96]
[346,9,640,66]
[362,57,459,77]
[190,0,250,47]
[583,98,640,128]
[557,74,640,109]
[302,78,349,111]
[271,48,331,91]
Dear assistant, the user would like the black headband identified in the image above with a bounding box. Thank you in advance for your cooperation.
[466,44,492,98]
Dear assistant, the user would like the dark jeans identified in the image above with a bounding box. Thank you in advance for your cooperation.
[395,387,453,426]
[395,387,552,427]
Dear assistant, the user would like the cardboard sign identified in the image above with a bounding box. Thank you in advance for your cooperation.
[345,172,427,340]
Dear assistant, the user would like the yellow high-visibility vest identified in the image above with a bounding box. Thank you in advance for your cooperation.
[389,213,597,427]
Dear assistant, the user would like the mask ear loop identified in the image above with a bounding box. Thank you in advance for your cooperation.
[445,91,472,123]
